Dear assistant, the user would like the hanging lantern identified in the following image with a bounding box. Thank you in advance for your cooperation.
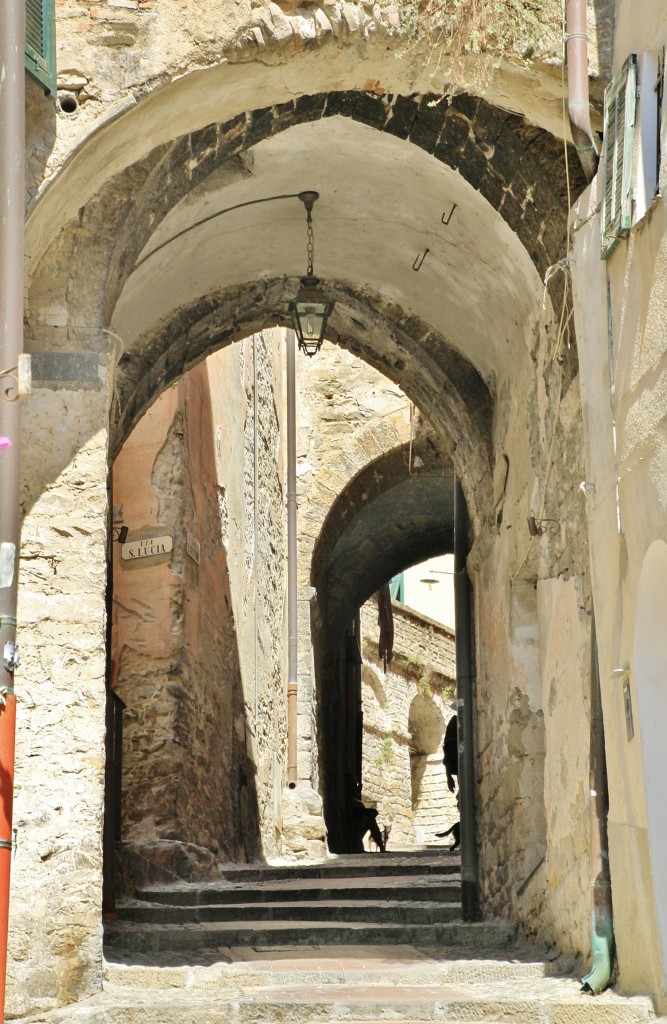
[289,192,335,357]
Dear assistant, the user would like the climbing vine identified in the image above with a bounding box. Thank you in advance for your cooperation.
[399,0,562,78]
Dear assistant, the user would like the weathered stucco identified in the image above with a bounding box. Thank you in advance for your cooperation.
[570,9,667,998]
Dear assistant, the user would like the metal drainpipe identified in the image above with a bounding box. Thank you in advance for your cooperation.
[0,2,25,1019]
[286,329,298,788]
[454,478,481,921]
[253,334,259,726]
[581,610,614,994]
[566,0,600,183]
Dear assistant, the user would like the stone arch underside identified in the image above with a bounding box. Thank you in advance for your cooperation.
[312,436,455,632]
[112,279,490,528]
[29,87,581,350]
[25,86,577,535]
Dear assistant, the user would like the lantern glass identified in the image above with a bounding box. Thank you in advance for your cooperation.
[289,277,334,357]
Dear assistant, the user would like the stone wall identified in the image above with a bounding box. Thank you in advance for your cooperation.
[111,330,292,878]
[9,373,112,1017]
[359,600,457,847]
[295,343,413,788]
[475,564,592,962]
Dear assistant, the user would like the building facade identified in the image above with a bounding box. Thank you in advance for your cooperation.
[5,0,667,1017]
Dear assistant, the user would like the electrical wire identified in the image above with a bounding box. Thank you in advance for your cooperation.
[511,4,575,582]
[133,193,304,272]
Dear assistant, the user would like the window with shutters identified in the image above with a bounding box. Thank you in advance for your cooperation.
[601,54,638,260]
[24,0,56,98]
[633,51,663,226]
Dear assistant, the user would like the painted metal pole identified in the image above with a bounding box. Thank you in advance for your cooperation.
[566,0,599,182]
[454,478,481,921]
[286,329,298,788]
[581,610,614,993]
[0,2,25,1019]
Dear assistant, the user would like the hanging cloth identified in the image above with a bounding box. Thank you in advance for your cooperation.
[377,583,394,672]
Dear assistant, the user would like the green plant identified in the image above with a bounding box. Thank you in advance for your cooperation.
[417,677,431,698]
[375,736,395,768]
[398,0,561,81]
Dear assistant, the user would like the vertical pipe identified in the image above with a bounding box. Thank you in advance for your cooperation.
[286,329,298,788]
[454,478,481,921]
[566,0,599,182]
[581,610,614,993]
[103,481,116,917]
[253,334,259,724]
[354,610,362,783]
[0,3,25,1019]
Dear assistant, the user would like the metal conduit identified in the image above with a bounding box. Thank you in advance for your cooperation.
[286,329,298,788]
[454,478,481,921]
[566,0,599,182]
[0,3,25,1019]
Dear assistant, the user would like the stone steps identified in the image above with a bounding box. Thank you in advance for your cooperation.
[21,979,656,1023]
[64,852,655,1024]
[106,918,515,952]
[106,853,466,953]
[210,856,460,883]
[133,876,461,906]
[102,954,573,991]
[117,897,463,925]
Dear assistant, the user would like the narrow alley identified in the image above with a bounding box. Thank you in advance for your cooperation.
[4,0,667,1022]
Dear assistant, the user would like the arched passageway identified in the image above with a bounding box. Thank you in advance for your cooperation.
[15,36,597,1013]
[311,439,457,850]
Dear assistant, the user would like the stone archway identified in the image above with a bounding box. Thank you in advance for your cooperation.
[408,693,448,844]
[310,435,455,850]
[15,23,597,1012]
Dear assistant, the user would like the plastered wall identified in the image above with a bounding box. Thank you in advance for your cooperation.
[570,13,667,997]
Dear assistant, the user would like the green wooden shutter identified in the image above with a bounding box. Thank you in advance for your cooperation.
[601,54,637,260]
[25,0,56,97]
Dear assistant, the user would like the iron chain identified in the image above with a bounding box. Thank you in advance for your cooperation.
[306,210,314,277]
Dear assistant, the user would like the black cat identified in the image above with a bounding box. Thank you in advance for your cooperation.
[435,821,460,849]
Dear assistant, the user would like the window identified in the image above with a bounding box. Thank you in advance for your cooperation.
[24,0,56,98]
[601,54,637,260]
[633,51,663,225]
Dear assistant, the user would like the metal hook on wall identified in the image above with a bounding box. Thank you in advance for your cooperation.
[412,248,430,271]
[441,203,458,226]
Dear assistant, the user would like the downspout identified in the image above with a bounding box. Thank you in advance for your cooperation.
[0,3,25,1020]
[253,334,259,726]
[454,478,481,921]
[566,0,600,182]
[581,610,614,994]
[286,329,298,788]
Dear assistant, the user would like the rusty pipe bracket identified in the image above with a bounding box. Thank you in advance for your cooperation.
[2,644,19,674]
[0,355,31,401]
[412,248,430,271]
[441,203,458,225]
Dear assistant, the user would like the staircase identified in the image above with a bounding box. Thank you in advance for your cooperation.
[22,850,656,1022]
